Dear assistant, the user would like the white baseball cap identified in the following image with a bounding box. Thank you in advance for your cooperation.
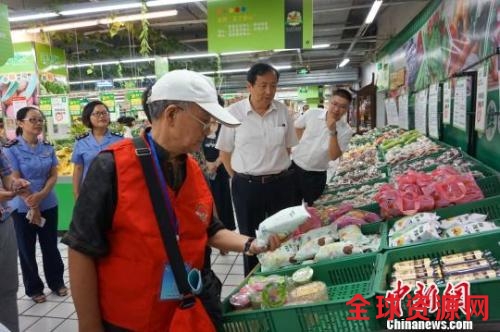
[148,70,240,127]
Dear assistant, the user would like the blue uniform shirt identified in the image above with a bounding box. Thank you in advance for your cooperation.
[0,149,13,221]
[3,136,59,213]
[71,131,123,181]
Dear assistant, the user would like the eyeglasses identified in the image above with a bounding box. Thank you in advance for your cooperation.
[331,102,350,111]
[91,111,109,118]
[23,118,45,124]
[178,106,211,132]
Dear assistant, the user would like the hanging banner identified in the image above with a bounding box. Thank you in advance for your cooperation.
[443,81,452,125]
[384,98,399,126]
[69,98,87,117]
[0,4,13,66]
[397,93,409,129]
[126,90,143,112]
[39,96,52,117]
[475,63,488,132]
[414,89,428,135]
[100,92,116,113]
[207,0,313,53]
[453,77,467,131]
[428,83,439,139]
[51,96,70,125]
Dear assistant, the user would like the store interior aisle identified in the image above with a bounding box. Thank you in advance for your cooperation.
[16,240,244,332]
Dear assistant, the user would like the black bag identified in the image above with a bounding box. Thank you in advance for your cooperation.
[199,268,223,329]
[133,137,223,328]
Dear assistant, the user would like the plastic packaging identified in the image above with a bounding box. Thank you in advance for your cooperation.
[256,205,310,247]
[287,281,328,304]
[292,267,314,285]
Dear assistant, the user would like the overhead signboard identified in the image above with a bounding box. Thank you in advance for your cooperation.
[0,4,13,66]
[208,0,313,53]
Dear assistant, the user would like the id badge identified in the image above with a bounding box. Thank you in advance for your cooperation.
[160,264,202,300]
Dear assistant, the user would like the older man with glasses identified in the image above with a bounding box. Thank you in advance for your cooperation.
[63,70,280,332]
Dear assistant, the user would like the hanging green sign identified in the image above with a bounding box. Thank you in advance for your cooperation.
[0,4,13,66]
[126,90,143,112]
[39,96,52,117]
[69,98,87,116]
[100,93,116,112]
[207,0,313,53]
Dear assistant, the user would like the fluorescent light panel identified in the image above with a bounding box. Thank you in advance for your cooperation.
[60,3,141,16]
[220,50,261,56]
[365,0,383,24]
[20,10,177,33]
[169,53,217,60]
[312,44,330,49]
[9,12,59,22]
[339,58,350,67]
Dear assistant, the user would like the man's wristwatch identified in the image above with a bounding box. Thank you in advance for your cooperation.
[244,237,256,256]
[329,129,337,136]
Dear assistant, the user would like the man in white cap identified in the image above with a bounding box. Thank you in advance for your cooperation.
[63,70,280,332]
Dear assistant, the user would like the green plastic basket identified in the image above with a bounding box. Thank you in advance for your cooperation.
[222,253,383,332]
[476,176,500,198]
[373,231,500,320]
[324,177,388,195]
[255,222,387,275]
[382,195,500,251]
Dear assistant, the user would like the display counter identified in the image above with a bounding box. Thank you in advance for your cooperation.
[55,176,74,231]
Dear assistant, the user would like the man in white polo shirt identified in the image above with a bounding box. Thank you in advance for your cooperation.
[291,89,354,206]
[216,63,298,275]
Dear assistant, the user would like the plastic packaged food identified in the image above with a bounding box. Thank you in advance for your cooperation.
[287,281,328,304]
[261,282,287,309]
[393,258,433,271]
[389,223,441,247]
[292,267,314,285]
[314,241,362,262]
[445,221,498,238]
[230,293,251,309]
[294,235,335,262]
[256,205,310,247]
[392,265,443,280]
[440,213,488,229]
[390,213,439,235]
[440,250,490,265]
[445,269,500,283]
[441,259,493,276]
[338,224,364,242]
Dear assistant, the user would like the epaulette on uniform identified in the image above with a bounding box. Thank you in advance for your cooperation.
[42,140,53,146]
[76,132,90,140]
[3,139,18,148]
[111,132,124,137]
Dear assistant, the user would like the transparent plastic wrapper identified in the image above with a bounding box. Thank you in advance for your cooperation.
[257,239,299,272]
[389,213,439,235]
[314,241,362,262]
[261,282,288,309]
[296,223,338,245]
[292,267,314,285]
[440,213,488,229]
[294,235,335,262]
[333,215,366,229]
[389,222,441,247]
[292,206,323,236]
[255,205,310,247]
[445,221,498,238]
[359,235,381,253]
[287,281,328,305]
[338,224,364,242]
[326,203,353,223]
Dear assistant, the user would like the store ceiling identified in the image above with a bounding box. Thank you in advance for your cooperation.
[6,0,428,87]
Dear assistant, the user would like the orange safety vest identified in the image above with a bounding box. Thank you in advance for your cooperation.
[97,139,215,331]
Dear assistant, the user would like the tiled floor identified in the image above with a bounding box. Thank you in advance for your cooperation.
[16,240,244,331]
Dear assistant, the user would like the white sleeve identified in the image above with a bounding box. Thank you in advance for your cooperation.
[215,125,235,152]
[294,112,307,129]
[285,112,299,148]
[337,125,354,152]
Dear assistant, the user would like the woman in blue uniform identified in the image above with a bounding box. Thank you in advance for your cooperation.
[71,101,123,198]
[3,106,66,304]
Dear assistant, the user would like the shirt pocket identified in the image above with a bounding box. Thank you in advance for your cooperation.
[268,126,286,147]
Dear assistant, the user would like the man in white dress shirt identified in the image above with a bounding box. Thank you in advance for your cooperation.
[291,89,354,206]
[216,63,298,275]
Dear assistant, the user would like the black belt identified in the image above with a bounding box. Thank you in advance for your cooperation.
[234,168,294,184]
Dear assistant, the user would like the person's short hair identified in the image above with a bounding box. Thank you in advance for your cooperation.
[81,101,109,128]
[246,63,280,85]
[15,106,43,136]
[332,89,352,103]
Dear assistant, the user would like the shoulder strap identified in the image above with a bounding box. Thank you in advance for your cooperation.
[132,136,195,309]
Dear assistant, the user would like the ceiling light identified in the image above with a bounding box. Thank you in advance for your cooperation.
[9,12,59,22]
[365,0,383,24]
[147,0,201,6]
[168,53,217,60]
[201,65,292,75]
[273,48,300,52]
[120,57,155,64]
[60,3,142,16]
[312,44,330,49]
[18,10,177,33]
[339,58,350,67]
[220,50,261,56]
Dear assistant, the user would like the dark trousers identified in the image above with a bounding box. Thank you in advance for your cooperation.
[12,206,65,297]
[231,172,296,275]
[209,168,236,231]
[0,217,19,332]
[291,161,327,206]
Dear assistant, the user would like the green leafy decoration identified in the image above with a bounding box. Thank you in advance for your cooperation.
[139,1,152,56]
